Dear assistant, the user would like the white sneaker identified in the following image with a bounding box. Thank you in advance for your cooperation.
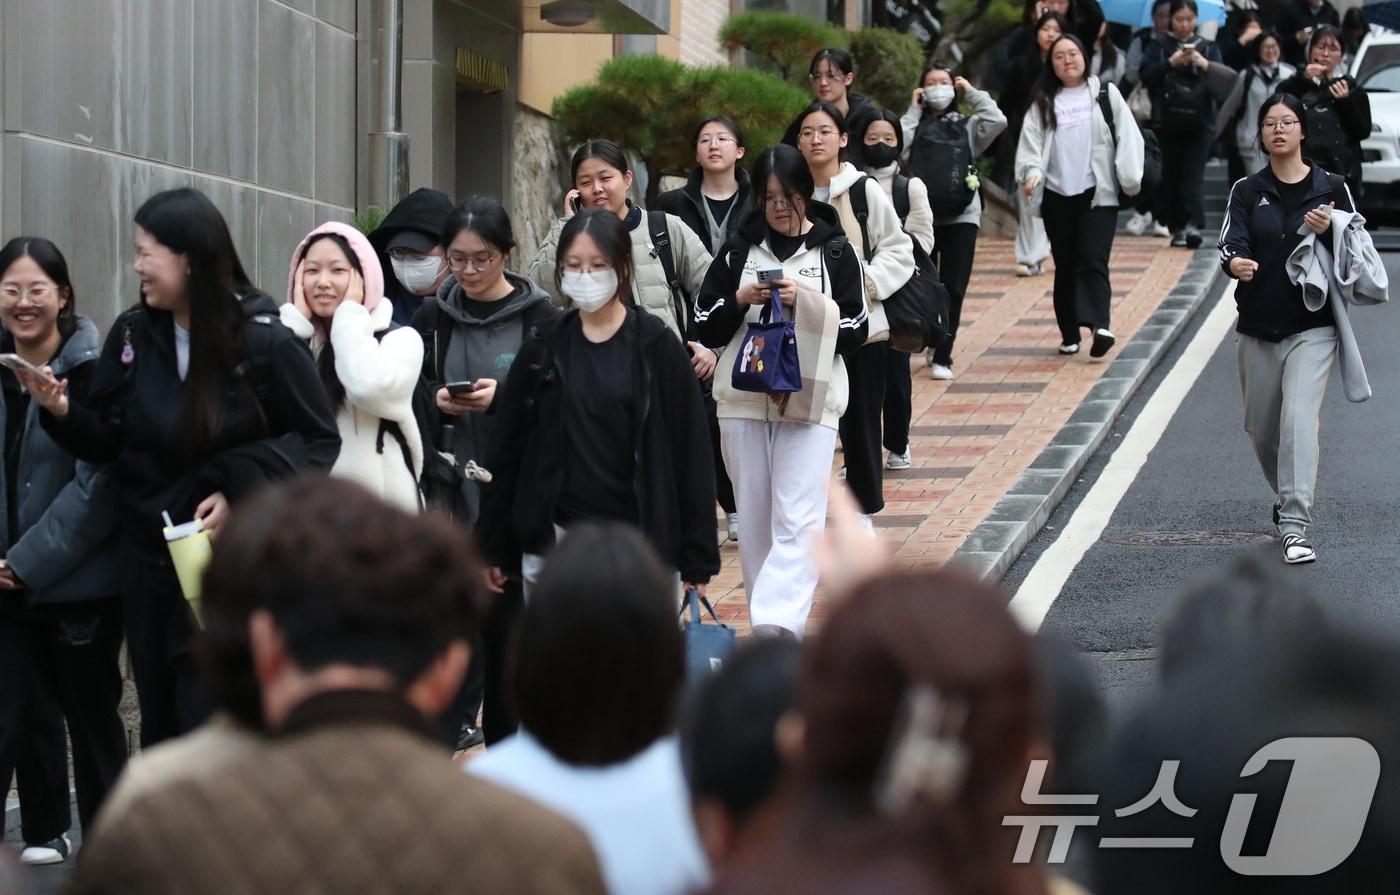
[929,363,955,381]
[1125,211,1150,235]
[1152,223,1171,238]
[857,513,876,535]
[726,512,739,542]
[1058,343,1081,355]
[887,449,911,470]
[1014,262,1033,277]
[21,835,71,865]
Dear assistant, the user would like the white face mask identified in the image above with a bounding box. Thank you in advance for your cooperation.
[391,254,444,295]
[560,269,619,312]
[924,85,956,112]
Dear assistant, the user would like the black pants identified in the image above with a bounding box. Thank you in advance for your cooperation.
[882,344,912,455]
[126,555,210,747]
[1156,129,1211,232]
[438,577,523,748]
[1041,189,1117,346]
[704,391,736,515]
[931,223,980,367]
[839,342,887,515]
[0,598,127,842]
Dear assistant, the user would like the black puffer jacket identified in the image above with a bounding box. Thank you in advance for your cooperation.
[478,307,719,583]
[1278,71,1371,195]
[43,294,341,558]
[655,167,754,255]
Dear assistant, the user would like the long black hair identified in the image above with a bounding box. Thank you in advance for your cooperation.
[1031,34,1092,131]
[0,237,78,339]
[133,188,255,454]
[1031,11,1071,58]
[743,143,815,234]
[554,209,635,307]
[296,232,362,414]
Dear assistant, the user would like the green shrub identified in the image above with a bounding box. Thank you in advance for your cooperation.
[719,11,847,84]
[351,207,388,234]
[850,27,925,113]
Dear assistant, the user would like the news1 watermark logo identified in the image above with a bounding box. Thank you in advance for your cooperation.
[1004,737,1380,876]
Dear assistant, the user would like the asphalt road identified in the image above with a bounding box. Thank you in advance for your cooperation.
[1004,241,1400,718]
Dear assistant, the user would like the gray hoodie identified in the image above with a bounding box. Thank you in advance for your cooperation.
[422,271,558,523]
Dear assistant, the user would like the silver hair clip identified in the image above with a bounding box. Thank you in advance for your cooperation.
[875,685,970,815]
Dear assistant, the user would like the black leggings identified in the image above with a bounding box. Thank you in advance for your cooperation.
[931,222,979,367]
[1041,188,1117,346]
[1156,129,1211,232]
[839,342,887,515]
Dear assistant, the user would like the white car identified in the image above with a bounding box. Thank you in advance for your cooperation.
[1352,33,1400,222]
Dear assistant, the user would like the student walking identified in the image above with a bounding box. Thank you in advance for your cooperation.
[281,222,423,512]
[783,48,880,171]
[1278,25,1371,197]
[656,117,752,543]
[796,101,915,525]
[483,209,719,598]
[1219,93,1363,564]
[412,196,557,748]
[21,188,340,747]
[0,238,127,866]
[902,66,1008,381]
[859,109,934,473]
[693,144,868,636]
[367,187,454,326]
[1142,0,1227,249]
[1006,12,1068,276]
[1018,35,1144,358]
[1218,31,1296,177]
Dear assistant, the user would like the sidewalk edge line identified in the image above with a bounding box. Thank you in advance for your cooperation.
[949,247,1226,583]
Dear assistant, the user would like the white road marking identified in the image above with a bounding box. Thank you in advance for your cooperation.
[1008,282,1238,632]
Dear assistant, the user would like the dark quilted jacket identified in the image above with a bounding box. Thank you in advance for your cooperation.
[67,693,607,895]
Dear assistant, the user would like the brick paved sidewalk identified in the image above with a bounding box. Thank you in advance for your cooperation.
[709,234,1192,635]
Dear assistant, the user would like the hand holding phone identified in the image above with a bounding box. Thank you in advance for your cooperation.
[0,354,44,376]
[446,380,479,396]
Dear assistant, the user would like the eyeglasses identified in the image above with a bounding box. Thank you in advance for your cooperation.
[446,252,500,272]
[697,134,736,147]
[809,72,844,84]
[1262,117,1300,132]
[762,196,794,211]
[0,284,56,303]
[798,127,839,143]
[387,247,431,261]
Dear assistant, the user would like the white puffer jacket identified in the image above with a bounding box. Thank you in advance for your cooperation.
[280,299,424,512]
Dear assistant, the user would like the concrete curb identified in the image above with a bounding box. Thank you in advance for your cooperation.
[951,246,1225,582]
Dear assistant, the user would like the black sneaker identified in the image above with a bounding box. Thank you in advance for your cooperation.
[456,723,485,751]
[1170,231,1188,247]
[1090,328,1116,358]
[1184,228,1203,249]
[21,835,71,865]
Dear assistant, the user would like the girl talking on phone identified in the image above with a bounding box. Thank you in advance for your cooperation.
[19,189,340,746]
[482,209,718,601]
[281,222,423,512]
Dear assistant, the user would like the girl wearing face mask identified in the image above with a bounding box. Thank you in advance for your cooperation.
[1218,32,1296,177]
[0,238,127,867]
[693,144,868,637]
[1018,35,1144,358]
[1279,25,1371,196]
[281,223,423,512]
[797,101,916,529]
[857,111,933,473]
[901,66,1007,382]
[484,209,719,601]
[21,189,341,748]
[367,187,454,326]
[528,140,716,380]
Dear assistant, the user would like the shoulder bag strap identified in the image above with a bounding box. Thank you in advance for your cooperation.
[848,177,873,261]
[648,210,688,336]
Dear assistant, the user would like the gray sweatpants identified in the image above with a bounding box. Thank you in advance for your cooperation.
[1236,327,1337,537]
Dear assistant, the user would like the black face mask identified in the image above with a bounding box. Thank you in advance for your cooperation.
[864,143,900,168]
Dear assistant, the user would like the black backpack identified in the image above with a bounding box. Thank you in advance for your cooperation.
[908,115,977,217]
[1098,84,1163,214]
[647,209,692,337]
[1155,43,1211,132]
[848,178,952,354]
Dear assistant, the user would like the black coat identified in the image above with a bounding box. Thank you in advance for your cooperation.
[1278,71,1371,193]
[368,188,455,326]
[43,294,341,558]
[1280,0,1340,66]
[654,167,754,255]
[478,307,720,583]
[1218,164,1354,340]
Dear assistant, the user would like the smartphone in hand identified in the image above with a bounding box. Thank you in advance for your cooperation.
[446,380,478,396]
[0,354,44,376]
[756,267,785,284]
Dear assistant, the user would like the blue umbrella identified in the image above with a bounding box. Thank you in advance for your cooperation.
[1100,0,1227,28]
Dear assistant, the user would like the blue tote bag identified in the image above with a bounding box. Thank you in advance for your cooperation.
[731,284,801,394]
[679,587,736,679]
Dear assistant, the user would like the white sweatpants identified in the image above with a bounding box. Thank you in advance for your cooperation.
[721,418,837,637]
[1015,190,1050,267]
